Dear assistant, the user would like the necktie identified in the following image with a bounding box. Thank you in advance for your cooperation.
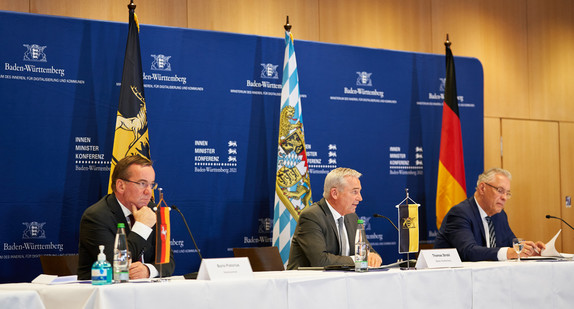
[128,214,135,228]
[337,217,348,256]
[485,216,496,248]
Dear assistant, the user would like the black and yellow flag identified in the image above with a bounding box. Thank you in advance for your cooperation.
[398,203,419,253]
[108,4,150,193]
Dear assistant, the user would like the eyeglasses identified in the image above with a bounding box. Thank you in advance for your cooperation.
[121,179,158,190]
[484,183,512,199]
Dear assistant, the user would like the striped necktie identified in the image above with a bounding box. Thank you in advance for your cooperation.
[337,217,348,256]
[485,216,496,248]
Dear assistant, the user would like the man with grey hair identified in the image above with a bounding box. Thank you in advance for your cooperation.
[287,167,382,269]
[434,168,545,261]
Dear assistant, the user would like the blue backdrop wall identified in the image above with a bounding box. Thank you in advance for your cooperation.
[0,10,483,283]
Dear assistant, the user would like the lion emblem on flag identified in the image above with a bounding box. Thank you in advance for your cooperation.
[276,105,312,219]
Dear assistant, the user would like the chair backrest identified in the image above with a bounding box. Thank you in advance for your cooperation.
[39,254,79,276]
[233,246,285,271]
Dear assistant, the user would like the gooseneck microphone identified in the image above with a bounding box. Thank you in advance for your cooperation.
[171,204,203,260]
[545,215,574,231]
[373,214,399,232]
[155,189,202,260]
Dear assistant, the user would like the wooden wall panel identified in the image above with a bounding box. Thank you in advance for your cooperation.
[431,0,529,119]
[0,0,29,12]
[29,0,187,27]
[559,122,574,252]
[318,0,432,52]
[484,117,501,170]
[527,0,574,121]
[186,0,320,41]
[501,119,561,249]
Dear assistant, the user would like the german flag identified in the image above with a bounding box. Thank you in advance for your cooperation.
[108,3,151,193]
[436,38,467,229]
[155,206,171,264]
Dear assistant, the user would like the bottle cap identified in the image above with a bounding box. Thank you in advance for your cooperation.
[357,219,364,224]
[117,223,125,228]
[97,245,106,262]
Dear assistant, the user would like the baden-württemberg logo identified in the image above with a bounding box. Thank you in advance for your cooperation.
[1,221,65,255]
[439,77,446,92]
[3,43,67,77]
[260,63,279,79]
[356,71,372,86]
[258,218,272,234]
[22,221,46,239]
[144,53,187,85]
[151,54,172,71]
[23,44,47,62]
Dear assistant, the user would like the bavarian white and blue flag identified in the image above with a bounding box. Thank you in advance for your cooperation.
[272,30,313,265]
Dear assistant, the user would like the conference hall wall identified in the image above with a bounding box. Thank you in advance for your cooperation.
[0,10,484,282]
[2,0,574,265]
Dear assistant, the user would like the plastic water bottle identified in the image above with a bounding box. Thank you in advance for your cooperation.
[113,223,129,283]
[91,245,112,285]
[354,219,368,272]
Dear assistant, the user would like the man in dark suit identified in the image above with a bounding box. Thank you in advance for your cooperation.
[434,168,545,261]
[77,155,175,280]
[287,168,382,269]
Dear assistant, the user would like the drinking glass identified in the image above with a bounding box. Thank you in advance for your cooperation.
[512,238,524,262]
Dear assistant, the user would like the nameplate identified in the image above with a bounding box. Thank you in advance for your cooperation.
[415,249,462,269]
[197,257,253,280]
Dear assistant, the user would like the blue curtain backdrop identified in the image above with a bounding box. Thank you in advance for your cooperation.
[0,11,483,283]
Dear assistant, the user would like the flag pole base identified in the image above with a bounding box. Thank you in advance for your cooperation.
[400,253,416,270]
[151,263,170,282]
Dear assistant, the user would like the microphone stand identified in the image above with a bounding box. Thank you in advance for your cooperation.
[546,215,574,231]
[171,204,203,260]
[156,188,203,279]
[373,214,399,232]
[372,212,415,269]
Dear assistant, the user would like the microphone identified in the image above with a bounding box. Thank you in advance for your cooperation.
[373,214,399,232]
[171,204,203,260]
[170,205,203,280]
[155,188,202,259]
[545,215,574,231]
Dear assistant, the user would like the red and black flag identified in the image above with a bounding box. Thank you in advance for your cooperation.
[436,37,467,229]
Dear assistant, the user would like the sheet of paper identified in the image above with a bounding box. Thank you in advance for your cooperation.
[32,274,78,285]
[539,230,574,259]
[541,230,562,257]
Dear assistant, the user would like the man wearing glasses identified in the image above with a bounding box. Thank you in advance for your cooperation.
[77,155,175,280]
[434,168,545,261]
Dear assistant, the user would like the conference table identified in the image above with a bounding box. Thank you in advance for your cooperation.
[1,260,573,309]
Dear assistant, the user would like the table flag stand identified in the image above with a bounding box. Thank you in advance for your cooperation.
[395,189,420,270]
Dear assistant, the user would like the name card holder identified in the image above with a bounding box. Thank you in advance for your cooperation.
[197,257,254,280]
[415,249,462,269]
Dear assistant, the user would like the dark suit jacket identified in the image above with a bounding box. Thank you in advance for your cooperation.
[287,198,375,270]
[77,194,175,280]
[434,196,516,261]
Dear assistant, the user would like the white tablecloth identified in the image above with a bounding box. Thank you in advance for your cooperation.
[0,289,45,309]
[1,260,573,309]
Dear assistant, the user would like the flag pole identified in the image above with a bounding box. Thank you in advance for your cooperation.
[273,15,313,265]
[284,15,291,32]
[396,188,419,270]
[403,189,410,269]
[445,33,451,48]
[128,0,136,10]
